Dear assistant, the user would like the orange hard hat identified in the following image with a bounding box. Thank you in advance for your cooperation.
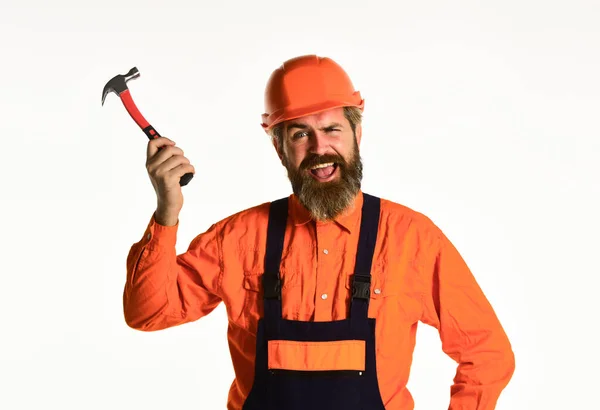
[261,55,364,131]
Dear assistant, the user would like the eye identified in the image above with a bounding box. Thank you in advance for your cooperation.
[293,131,309,140]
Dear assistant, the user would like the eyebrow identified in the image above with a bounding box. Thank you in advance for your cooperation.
[286,122,308,131]
[287,122,345,131]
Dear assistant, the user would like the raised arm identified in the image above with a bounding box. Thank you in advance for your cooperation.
[123,213,222,330]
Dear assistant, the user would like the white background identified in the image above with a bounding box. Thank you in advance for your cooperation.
[1,0,598,409]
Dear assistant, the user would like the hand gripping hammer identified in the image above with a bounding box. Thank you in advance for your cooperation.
[102,67,194,186]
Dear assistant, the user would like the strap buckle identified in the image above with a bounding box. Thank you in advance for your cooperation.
[262,273,281,300]
[351,274,371,300]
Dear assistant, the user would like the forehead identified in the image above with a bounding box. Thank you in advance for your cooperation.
[284,107,347,129]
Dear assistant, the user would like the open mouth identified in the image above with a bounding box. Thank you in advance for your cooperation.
[309,162,339,181]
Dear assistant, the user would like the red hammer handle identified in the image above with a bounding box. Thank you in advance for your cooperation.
[119,89,194,186]
[119,89,151,130]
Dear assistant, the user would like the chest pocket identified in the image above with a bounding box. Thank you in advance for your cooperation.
[345,271,402,317]
[241,272,299,335]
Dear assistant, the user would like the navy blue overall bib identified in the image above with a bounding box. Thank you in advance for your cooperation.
[242,193,387,410]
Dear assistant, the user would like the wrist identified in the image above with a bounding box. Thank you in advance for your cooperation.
[154,207,179,227]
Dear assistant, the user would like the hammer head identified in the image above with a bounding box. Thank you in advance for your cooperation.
[101,67,140,105]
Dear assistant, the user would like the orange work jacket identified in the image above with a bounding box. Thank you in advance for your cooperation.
[123,190,515,409]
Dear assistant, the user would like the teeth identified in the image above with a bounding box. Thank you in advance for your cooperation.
[311,162,335,170]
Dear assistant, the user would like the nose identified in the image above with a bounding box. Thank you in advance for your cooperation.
[308,130,330,156]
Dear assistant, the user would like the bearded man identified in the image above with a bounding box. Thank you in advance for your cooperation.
[123,54,515,410]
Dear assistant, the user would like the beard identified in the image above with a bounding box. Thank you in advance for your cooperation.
[282,138,363,222]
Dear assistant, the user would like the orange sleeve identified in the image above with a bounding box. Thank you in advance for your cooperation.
[123,212,223,331]
[420,226,515,409]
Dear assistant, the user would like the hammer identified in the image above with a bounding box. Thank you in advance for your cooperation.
[102,67,194,186]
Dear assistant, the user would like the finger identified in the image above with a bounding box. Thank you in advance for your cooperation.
[160,164,195,188]
[167,163,195,181]
[153,154,191,177]
[147,145,185,171]
[147,136,176,159]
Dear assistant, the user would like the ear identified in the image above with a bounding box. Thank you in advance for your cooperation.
[272,134,284,162]
[355,122,362,146]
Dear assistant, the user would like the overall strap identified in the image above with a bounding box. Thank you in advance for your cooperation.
[350,193,381,322]
[262,197,288,321]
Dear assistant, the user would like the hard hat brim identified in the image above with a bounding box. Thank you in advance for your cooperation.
[261,97,364,132]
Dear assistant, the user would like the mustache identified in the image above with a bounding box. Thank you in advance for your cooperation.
[300,153,346,170]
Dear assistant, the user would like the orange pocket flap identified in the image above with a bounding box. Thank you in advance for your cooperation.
[268,340,366,371]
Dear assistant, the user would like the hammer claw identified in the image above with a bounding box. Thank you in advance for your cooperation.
[101,66,140,105]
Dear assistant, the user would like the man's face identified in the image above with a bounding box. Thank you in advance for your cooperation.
[273,107,363,222]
